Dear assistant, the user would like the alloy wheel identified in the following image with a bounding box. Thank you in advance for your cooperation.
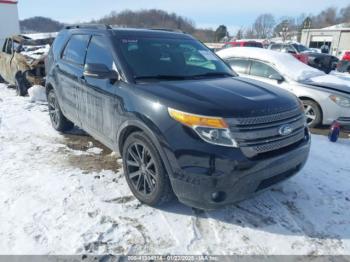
[304,104,316,126]
[126,142,158,196]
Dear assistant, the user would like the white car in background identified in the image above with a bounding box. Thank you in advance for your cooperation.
[217,47,350,128]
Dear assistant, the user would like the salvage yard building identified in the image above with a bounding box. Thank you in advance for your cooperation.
[301,23,350,57]
[0,0,20,47]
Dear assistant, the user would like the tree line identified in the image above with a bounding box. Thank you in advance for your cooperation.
[19,5,350,42]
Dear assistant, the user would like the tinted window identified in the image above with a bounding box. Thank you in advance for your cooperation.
[270,44,282,51]
[244,42,263,48]
[52,32,68,59]
[5,39,13,54]
[250,61,280,78]
[118,37,233,79]
[86,36,113,69]
[2,39,8,52]
[227,59,250,74]
[62,35,90,65]
[292,43,309,53]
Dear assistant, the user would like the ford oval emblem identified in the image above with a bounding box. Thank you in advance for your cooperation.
[279,125,293,136]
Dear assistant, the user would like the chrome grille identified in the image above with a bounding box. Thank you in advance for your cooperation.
[227,107,306,156]
[229,107,302,126]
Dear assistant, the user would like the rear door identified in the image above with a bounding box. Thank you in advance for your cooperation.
[78,35,121,148]
[56,34,90,125]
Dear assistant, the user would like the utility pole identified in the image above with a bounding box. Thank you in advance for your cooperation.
[303,17,312,47]
[280,20,289,42]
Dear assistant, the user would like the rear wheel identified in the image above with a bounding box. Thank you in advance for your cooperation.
[302,99,322,128]
[47,89,74,132]
[122,131,173,206]
[15,73,30,96]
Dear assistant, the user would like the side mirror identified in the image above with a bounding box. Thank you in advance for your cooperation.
[84,63,119,80]
[269,73,284,82]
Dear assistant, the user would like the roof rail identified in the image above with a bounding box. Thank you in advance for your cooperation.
[65,24,112,30]
[149,28,184,33]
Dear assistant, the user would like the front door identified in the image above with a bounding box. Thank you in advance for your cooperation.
[77,35,122,148]
[247,60,293,93]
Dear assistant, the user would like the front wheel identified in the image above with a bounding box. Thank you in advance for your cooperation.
[122,131,173,206]
[302,99,322,128]
[15,73,30,96]
[47,89,74,132]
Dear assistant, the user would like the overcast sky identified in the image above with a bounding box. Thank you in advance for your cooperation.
[18,0,350,33]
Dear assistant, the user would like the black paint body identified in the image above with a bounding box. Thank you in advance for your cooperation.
[46,27,311,209]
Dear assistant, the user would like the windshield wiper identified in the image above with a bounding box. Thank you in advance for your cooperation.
[190,72,235,78]
[134,75,188,81]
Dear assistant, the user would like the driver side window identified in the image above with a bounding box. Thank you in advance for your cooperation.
[250,60,281,79]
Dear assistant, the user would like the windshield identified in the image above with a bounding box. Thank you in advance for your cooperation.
[292,43,310,53]
[117,37,235,81]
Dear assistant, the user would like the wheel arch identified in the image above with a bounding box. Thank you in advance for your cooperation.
[117,119,174,179]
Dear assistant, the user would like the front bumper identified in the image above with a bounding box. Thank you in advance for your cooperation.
[163,126,311,210]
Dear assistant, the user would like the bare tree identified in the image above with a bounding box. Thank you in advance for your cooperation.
[244,27,256,39]
[339,5,350,23]
[235,28,244,40]
[252,14,275,39]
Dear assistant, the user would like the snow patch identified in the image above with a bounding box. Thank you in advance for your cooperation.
[28,85,47,102]
[87,147,103,155]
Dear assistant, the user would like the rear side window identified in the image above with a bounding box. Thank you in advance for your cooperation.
[52,32,68,59]
[250,61,280,78]
[227,59,250,74]
[62,34,90,65]
[86,36,114,69]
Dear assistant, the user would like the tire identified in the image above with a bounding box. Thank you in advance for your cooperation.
[47,89,74,132]
[15,73,30,96]
[0,74,4,83]
[302,99,322,128]
[122,131,173,207]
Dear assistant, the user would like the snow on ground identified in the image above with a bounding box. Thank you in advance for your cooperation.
[0,83,350,255]
[28,85,47,102]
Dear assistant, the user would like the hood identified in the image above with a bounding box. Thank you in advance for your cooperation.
[303,75,350,95]
[135,77,299,117]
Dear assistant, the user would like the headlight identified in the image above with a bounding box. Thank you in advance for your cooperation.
[168,108,238,147]
[330,95,350,108]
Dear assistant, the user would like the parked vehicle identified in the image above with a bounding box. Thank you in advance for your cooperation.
[337,60,350,73]
[268,42,339,74]
[45,25,310,210]
[339,50,350,61]
[223,41,263,49]
[217,47,350,128]
[0,35,52,96]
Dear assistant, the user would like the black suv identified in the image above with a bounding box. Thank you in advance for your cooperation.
[45,25,311,209]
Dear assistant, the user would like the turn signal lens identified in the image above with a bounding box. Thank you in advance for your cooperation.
[168,108,228,128]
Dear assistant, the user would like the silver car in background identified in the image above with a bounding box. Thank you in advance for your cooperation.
[217,47,350,128]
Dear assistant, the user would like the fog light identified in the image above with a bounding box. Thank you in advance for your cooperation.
[211,191,226,203]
